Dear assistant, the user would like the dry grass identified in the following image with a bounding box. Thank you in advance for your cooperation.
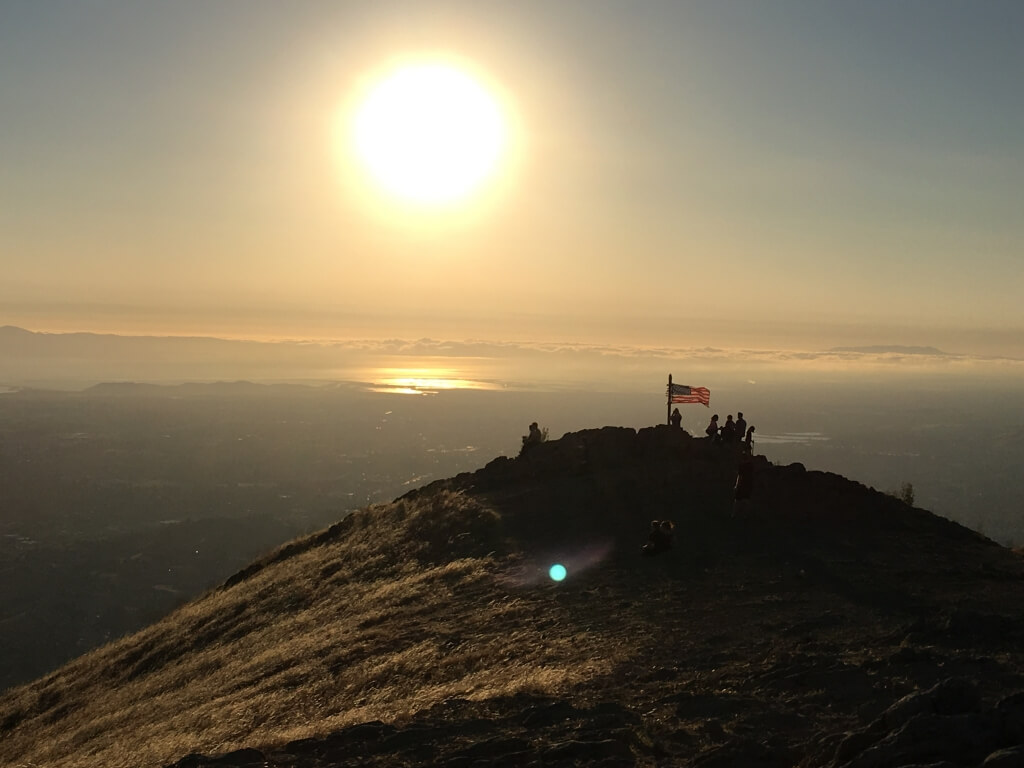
[0,491,626,768]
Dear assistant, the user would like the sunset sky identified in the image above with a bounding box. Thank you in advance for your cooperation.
[2,1,1022,357]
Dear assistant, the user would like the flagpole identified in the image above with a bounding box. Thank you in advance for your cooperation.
[667,373,672,425]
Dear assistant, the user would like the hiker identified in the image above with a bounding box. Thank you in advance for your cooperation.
[735,412,747,439]
[659,520,675,549]
[744,425,755,450]
[670,407,682,429]
[705,414,719,439]
[734,454,754,515]
[521,422,544,453]
[721,414,737,442]
[641,520,674,556]
[641,520,661,555]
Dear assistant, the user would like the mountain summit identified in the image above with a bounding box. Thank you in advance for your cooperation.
[3,426,1024,768]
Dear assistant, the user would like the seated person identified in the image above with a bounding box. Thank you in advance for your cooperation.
[520,422,545,454]
[641,520,674,556]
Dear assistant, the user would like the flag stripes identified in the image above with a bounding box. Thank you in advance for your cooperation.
[667,383,710,407]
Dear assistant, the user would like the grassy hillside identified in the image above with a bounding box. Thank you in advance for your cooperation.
[4,426,1024,768]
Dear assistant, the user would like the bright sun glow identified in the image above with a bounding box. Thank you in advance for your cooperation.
[351,62,507,206]
[370,367,501,395]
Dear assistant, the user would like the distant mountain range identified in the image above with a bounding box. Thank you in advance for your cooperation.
[4,426,1024,768]
[0,325,341,388]
[0,325,266,357]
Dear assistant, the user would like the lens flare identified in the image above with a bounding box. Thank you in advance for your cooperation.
[498,543,611,589]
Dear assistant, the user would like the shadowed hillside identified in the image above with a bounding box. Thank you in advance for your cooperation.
[4,426,1024,767]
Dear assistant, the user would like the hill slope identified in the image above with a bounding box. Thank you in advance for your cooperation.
[3,426,1024,768]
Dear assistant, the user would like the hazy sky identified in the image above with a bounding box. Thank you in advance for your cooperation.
[2,1,1022,355]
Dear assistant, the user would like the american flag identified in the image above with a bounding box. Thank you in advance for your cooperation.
[668,383,710,407]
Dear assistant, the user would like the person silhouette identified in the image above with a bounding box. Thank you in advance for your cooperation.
[521,422,545,454]
[721,414,737,442]
[735,412,747,439]
[670,408,682,428]
[656,520,675,551]
[641,520,674,556]
[734,454,754,515]
[705,414,719,439]
[744,425,755,450]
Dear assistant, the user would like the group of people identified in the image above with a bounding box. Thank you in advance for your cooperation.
[704,411,754,448]
[668,408,755,449]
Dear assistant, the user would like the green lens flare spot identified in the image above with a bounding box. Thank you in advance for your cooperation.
[549,564,567,582]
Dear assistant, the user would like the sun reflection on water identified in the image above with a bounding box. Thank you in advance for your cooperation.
[369,367,501,395]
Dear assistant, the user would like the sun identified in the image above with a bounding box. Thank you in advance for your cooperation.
[350,61,507,207]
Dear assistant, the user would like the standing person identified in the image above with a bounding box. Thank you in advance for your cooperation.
[705,414,719,439]
[744,425,755,450]
[735,412,747,440]
[721,414,737,442]
[670,408,682,428]
[734,453,754,515]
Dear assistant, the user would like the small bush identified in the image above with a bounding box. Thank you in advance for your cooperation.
[899,482,915,506]
[887,482,915,507]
